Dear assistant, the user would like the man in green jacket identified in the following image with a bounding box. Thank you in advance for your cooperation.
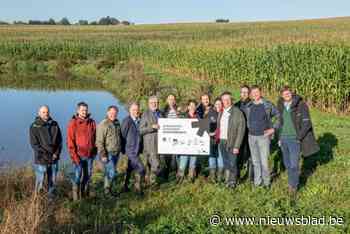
[217,91,246,188]
[277,86,319,197]
[96,105,122,196]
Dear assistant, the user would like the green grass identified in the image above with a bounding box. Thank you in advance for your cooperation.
[17,64,345,234]
[52,111,349,234]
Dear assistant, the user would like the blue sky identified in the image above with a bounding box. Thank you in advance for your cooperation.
[1,0,349,24]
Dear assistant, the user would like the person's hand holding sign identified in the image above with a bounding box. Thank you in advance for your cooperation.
[152,124,160,129]
[233,148,239,155]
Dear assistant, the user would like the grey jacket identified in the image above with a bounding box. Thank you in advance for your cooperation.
[140,109,163,154]
[217,106,246,152]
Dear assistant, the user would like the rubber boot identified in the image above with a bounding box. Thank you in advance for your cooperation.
[216,168,224,183]
[104,177,111,196]
[72,184,80,201]
[288,185,297,199]
[81,183,90,198]
[134,173,144,196]
[248,158,254,183]
[176,169,185,184]
[149,172,158,188]
[144,167,151,187]
[224,170,230,184]
[123,171,131,193]
[208,169,216,183]
[188,168,196,183]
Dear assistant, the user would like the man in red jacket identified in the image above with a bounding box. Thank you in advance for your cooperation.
[67,102,97,200]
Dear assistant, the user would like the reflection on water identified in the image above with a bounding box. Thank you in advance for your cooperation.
[0,88,127,166]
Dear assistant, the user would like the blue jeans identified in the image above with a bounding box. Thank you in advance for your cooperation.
[208,145,224,170]
[219,140,238,185]
[72,156,95,187]
[280,137,301,189]
[179,156,197,171]
[101,154,119,185]
[248,135,271,186]
[33,161,58,195]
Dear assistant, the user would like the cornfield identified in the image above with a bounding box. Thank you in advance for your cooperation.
[0,18,350,112]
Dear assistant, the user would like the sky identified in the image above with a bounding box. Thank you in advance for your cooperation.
[1,0,349,24]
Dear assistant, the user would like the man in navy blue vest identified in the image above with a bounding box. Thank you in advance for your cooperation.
[121,102,145,195]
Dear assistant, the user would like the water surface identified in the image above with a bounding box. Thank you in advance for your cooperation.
[0,88,127,167]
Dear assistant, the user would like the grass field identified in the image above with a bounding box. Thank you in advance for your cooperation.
[1,17,350,112]
[0,17,350,233]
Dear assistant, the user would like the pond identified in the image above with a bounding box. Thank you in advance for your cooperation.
[0,88,127,167]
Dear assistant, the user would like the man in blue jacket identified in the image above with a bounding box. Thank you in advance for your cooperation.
[121,102,145,195]
[246,86,281,189]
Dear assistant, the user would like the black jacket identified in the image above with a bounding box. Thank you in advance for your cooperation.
[162,104,179,118]
[235,99,251,157]
[196,104,218,137]
[277,95,320,157]
[30,117,62,165]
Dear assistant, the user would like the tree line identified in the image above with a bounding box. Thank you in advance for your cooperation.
[0,16,132,26]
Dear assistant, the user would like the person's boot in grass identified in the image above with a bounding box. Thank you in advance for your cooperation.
[80,183,86,198]
[149,172,159,189]
[288,185,297,201]
[188,168,196,183]
[122,173,131,193]
[72,184,80,201]
[134,173,144,197]
[263,183,271,191]
[144,169,151,188]
[248,159,254,183]
[208,169,216,183]
[176,169,185,184]
[224,170,230,185]
[226,181,237,190]
[81,183,91,198]
[216,168,224,184]
[104,177,112,197]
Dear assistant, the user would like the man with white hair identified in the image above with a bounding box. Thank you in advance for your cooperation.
[140,96,163,187]
[30,105,62,198]
[121,102,146,195]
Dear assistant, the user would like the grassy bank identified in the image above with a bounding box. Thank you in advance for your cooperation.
[1,61,350,233]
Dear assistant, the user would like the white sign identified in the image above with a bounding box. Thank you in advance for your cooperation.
[158,118,210,155]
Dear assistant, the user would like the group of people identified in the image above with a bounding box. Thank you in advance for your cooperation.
[29,85,319,200]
